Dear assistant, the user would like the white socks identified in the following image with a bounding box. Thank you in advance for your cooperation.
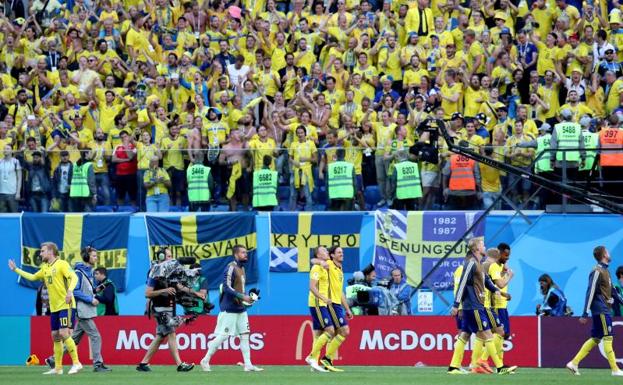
[240,334,252,367]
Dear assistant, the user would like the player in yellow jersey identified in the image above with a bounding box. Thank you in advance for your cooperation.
[320,246,354,372]
[9,242,82,375]
[305,246,333,373]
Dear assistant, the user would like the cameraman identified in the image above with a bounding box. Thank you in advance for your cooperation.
[136,250,195,373]
[182,263,211,315]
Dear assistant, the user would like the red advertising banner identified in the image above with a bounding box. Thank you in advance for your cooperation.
[540,317,623,368]
[30,315,539,367]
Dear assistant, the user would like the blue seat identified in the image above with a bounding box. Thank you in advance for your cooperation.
[364,185,382,209]
[278,186,290,202]
[95,205,114,212]
[116,205,137,213]
[168,206,183,212]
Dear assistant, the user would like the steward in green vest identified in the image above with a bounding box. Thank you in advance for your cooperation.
[187,152,213,212]
[328,148,355,211]
[253,155,278,211]
[551,109,585,171]
[69,155,96,212]
[579,117,599,173]
[391,151,421,210]
[535,124,554,174]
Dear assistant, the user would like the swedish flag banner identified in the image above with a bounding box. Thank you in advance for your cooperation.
[374,210,485,290]
[145,213,258,289]
[20,213,130,291]
[269,212,363,273]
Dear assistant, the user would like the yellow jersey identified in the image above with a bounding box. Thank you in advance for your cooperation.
[453,265,463,310]
[15,259,77,312]
[489,262,508,309]
[143,167,170,196]
[308,264,330,307]
[327,260,344,303]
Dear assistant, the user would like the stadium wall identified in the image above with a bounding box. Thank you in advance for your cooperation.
[2,212,621,318]
[3,315,618,368]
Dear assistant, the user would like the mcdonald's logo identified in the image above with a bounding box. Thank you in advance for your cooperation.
[294,319,340,361]
[295,320,314,360]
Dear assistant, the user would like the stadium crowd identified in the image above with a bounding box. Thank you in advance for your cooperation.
[0,0,623,213]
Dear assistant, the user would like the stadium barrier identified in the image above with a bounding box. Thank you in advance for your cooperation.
[26,316,623,368]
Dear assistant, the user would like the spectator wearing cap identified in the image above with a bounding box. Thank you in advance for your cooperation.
[491,13,512,45]
[597,48,623,82]
[52,150,72,212]
[112,130,138,206]
[24,150,51,212]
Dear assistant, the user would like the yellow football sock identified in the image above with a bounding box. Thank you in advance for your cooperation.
[471,338,484,367]
[53,340,63,370]
[603,337,620,371]
[495,333,504,361]
[63,336,80,365]
[325,334,345,360]
[572,338,599,366]
[480,340,490,361]
[311,333,332,360]
[450,336,467,368]
[485,338,503,368]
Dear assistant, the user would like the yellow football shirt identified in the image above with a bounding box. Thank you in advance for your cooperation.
[489,262,508,309]
[308,264,330,307]
[327,260,344,303]
[15,259,77,312]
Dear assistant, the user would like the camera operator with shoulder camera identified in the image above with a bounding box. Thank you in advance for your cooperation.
[136,247,195,373]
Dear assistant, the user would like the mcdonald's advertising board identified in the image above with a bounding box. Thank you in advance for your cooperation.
[30,316,538,366]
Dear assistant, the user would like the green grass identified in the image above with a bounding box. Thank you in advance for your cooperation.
[1,365,621,384]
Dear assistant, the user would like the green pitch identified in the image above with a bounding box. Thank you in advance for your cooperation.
[2,365,622,384]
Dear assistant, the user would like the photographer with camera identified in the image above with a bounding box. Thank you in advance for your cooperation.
[136,248,195,373]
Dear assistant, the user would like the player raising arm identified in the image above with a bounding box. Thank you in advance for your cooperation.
[9,242,82,375]
[567,246,623,376]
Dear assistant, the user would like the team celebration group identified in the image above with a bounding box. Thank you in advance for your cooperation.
[6,239,623,375]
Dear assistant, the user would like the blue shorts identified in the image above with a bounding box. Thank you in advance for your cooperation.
[485,308,501,329]
[328,304,348,328]
[462,309,491,333]
[50,308,76,331]
[497,308,510,335]
[455,314,463,331]
[309,306,333,331]
[591,313,613,338]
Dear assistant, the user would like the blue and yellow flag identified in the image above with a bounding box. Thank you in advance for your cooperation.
[145,213,258,289]
[20,213,130,291]
[374,210,485,290]
[270,212,363,273]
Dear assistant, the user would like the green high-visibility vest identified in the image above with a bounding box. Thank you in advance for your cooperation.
[580,131,599,171]
[187,164,211,202]
[535,134,553,173]
[252,169,278,207]
[69,162,92,198]
[555,122,581,162]
[395,161,423,199]
[328,161,354,199]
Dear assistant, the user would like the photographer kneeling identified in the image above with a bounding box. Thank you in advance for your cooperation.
[136,251,195,373]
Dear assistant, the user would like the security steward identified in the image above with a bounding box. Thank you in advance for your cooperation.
[252,155,278,211]
[187,152,214,212]
[327,148,356,211]
[550,108,585,182]
[390,150,422,210]
[599,120,623,196]
[69,151,96,212]
[442,151,481,210]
